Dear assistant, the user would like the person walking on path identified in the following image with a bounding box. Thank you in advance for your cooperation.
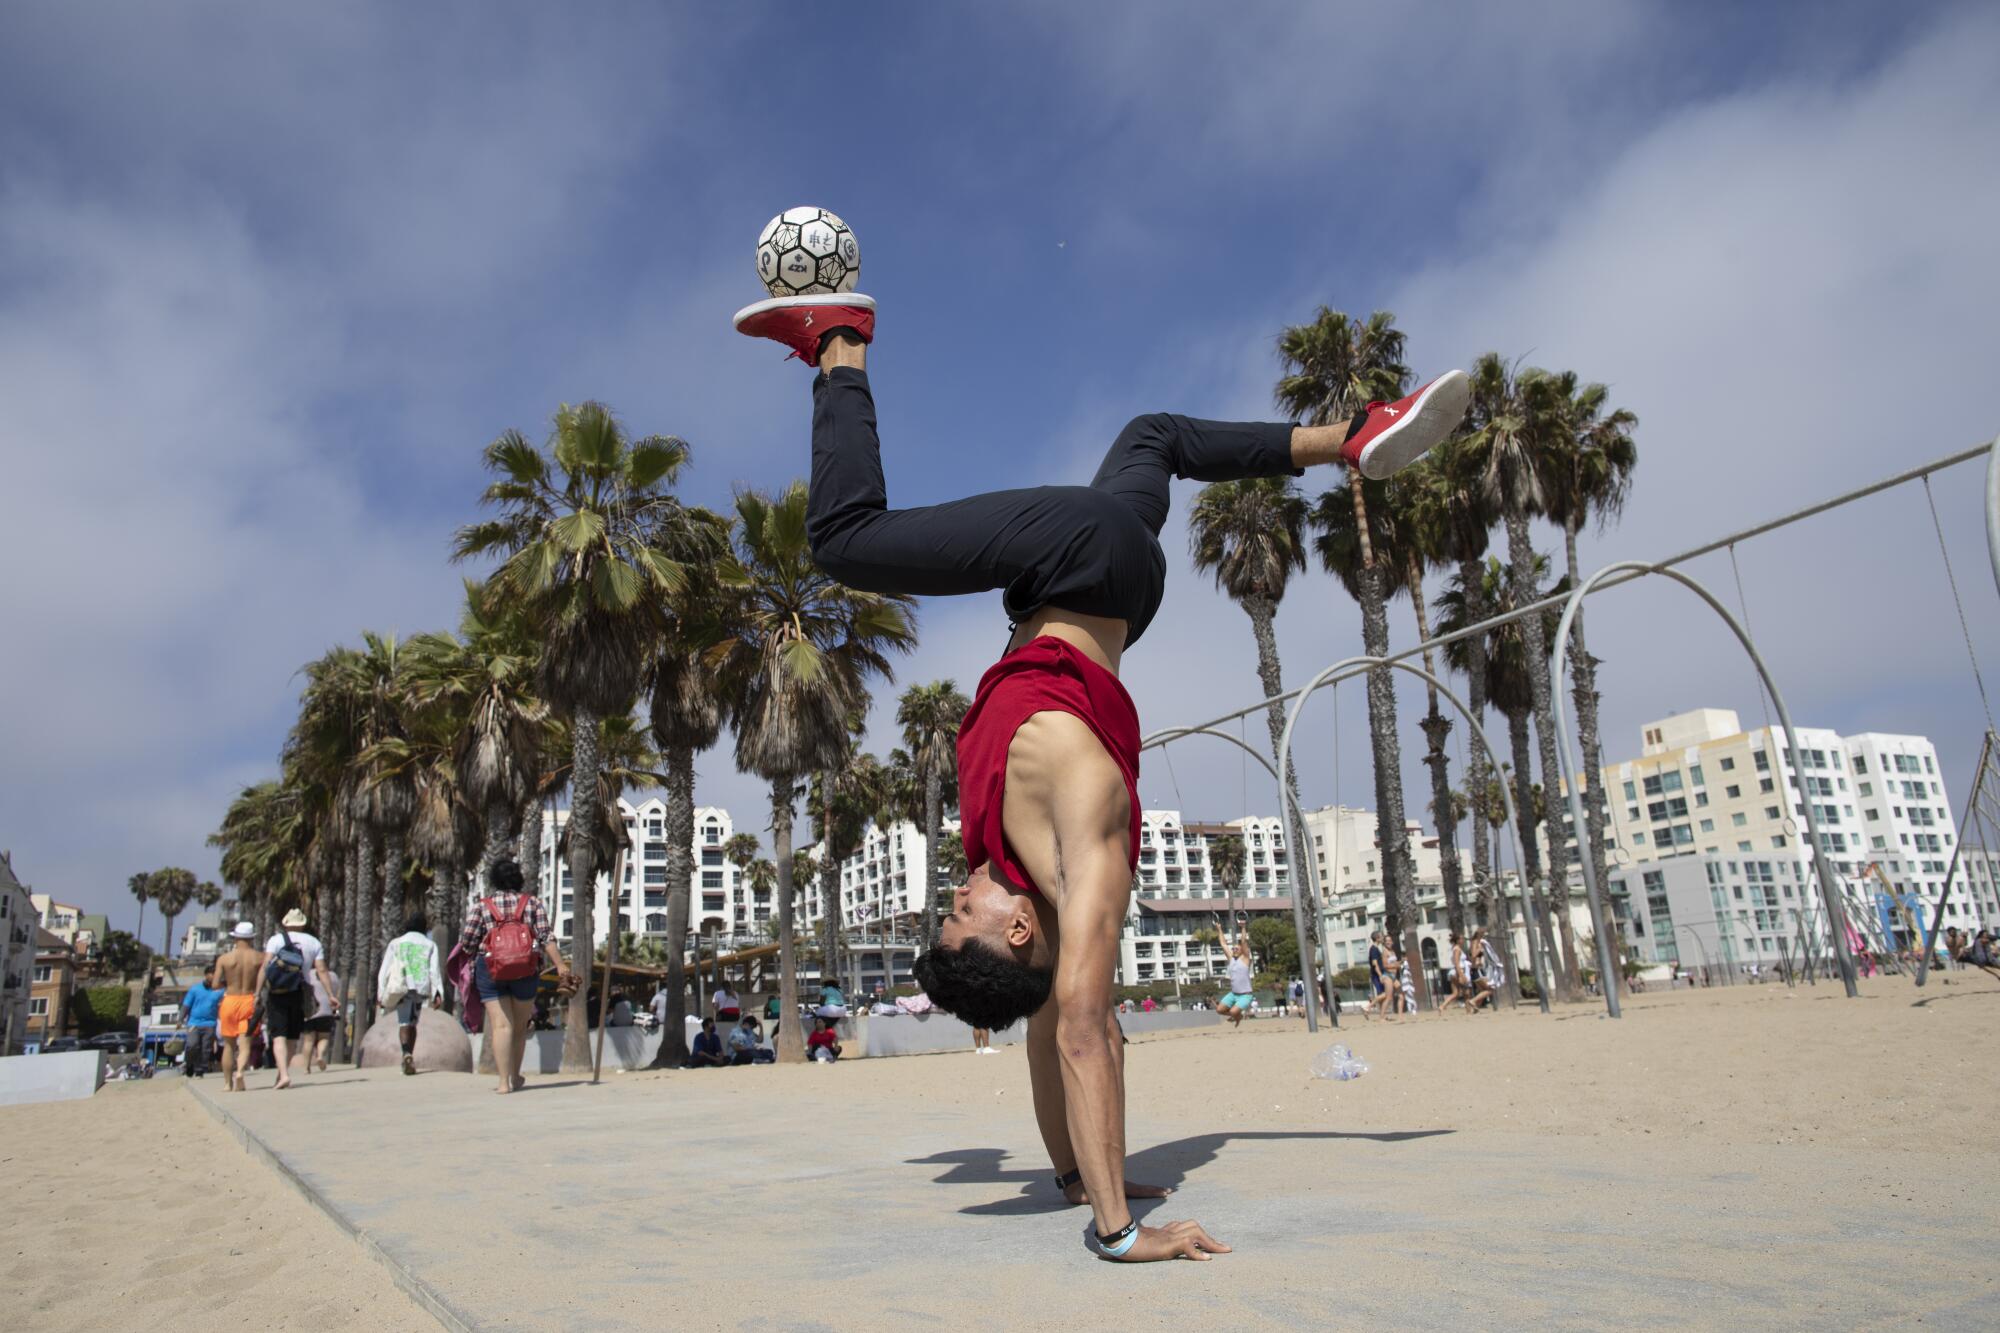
[1438,932,1471,1016]
[180,965,223,1078]
[213,923,264,1092]
[1218,923,1255,1029]
[261,908,337,1090]
[1364,932,1393,1021]
[738,287,1465,1262]
[303,960,339,1073]
[1468,929,1497,1013]
[378,913,445,1076]
[459,858,571,1095]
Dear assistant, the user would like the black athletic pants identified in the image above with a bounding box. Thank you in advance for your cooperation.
[806,367,1298,647]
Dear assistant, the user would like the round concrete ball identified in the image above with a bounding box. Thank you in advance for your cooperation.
[357,1003,474,1072]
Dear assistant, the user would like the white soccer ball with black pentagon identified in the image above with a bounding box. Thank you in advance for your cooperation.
[755,206,860,297]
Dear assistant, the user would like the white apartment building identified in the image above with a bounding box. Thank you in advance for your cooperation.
[797,817,955,936]
[29,894,81,944]
[1123,811,1296,986]
[538,801,754,948]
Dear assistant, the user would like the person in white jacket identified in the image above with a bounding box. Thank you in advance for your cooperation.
[378,913,445,1076]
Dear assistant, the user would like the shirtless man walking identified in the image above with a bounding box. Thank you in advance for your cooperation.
[737,288,1469,1261]
[213,922,265,1092]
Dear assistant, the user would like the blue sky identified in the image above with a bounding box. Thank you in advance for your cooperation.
[3,1,1996,939]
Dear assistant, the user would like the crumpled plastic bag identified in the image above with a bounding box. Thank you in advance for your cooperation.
[1311,1043,1369,1081]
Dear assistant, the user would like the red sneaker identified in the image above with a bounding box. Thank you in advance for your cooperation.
[1343,369,1471,479]
[733,293,876,367]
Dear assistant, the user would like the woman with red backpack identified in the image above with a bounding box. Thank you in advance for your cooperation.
[458,858,571,1094]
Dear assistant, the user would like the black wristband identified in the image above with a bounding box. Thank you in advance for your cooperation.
[1095,1219,1138,1249]
[1054,1168,1081,1192]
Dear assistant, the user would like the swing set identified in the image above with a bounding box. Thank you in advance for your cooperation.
[1144,434,2000,1030]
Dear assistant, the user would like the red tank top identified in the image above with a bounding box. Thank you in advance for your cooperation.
[956,637,1142,897]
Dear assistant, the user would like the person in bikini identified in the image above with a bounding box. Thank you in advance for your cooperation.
[736,288,1470,1262]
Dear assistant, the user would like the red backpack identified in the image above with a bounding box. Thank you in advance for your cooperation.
[483,896,539,981]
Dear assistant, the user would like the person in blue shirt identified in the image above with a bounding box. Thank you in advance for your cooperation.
[687,1017,727,1069]
[180,966,224,1078]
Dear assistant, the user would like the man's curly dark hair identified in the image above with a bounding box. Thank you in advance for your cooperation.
[912,939,1054,1031]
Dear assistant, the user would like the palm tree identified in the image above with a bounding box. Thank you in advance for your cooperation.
[1461,355,1582,1000]
[347,633,417,1041]
[644,574,733,1069]
[127,873,152,952]
[898,681,969,950]
[812,740,887,992]
[1538,372,1639,990]
[1279,307,1420,993]
[1309,470,1427,999]
[716,482,916,1062]
[1187,477,1311,779]
[1207,832,1247,930]
[1431,432,1499,970]
[1186,477,1324,927]
[149,867,197,961]
[1436,554,1566,995]
[1387,462,1472,940]
[455,402,710,1072]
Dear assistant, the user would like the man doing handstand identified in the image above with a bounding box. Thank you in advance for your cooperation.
[737,288,1470,1261]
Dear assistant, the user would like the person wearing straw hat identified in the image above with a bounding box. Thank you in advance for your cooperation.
[263,907,338,1089]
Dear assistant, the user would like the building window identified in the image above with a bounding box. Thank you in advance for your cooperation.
[33,963,53,983]
[1689,763,1705,786]
[1759,778,1775,794]
[1772,835,1788,848]
[30,997,49,1017]
[1720,757,1736,771]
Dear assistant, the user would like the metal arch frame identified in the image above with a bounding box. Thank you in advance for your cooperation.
[1138,724,1338,1032]
[1550,561,1861,1015]
[1271,654,1553,1017]
[1987,435,2000,600]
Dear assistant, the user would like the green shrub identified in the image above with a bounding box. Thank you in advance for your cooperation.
[75,985,136,1037]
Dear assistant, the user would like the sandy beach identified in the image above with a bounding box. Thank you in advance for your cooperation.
[1,1077,431,1332]
[6,972,1997,1331]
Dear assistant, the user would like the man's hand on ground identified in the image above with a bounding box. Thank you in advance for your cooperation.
[1064,1180,1173,1206]
[1113,1220,1232,1262]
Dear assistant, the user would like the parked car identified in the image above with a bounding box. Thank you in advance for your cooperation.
[39,1036,81,1054]
[84,1032,139,1054]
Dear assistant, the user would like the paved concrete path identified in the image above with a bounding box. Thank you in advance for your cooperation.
[188,1063,1991,1331]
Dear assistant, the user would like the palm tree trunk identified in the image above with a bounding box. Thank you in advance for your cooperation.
[516,792,544,890]
[1243,595,1326,1011]
[1504,509,1582,998]
[650,743,698,1069]
[772,779,806,1064]
[134,899,147,957]
[334,841,363,1062]
[352,835,381,1056]
[1457,556,1507,1000]
[1407,558,1466,942]
[480,798,514,892]
[1351,484,1424,1006]
[561,707,602,1073]
[1508,710,1560,988]
[427,855,457,974]
[1563,515,1620,994]
[162,911,179,961]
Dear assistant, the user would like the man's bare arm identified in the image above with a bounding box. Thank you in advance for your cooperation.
[1006,713,1227,1260]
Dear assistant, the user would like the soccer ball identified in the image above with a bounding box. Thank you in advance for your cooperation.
[755,206,860,297]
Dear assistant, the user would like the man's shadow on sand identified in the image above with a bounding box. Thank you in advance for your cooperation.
[909,1129,1453,1217]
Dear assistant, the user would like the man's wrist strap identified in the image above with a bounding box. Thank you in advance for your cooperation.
[1094,1220,1138,1256]
[1054,1169,1081,1192]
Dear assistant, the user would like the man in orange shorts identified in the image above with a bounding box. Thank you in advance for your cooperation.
[213,922,265,1092]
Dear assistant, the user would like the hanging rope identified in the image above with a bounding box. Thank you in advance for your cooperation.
[1922,475,1995,731]
[1727,542,1775,737]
